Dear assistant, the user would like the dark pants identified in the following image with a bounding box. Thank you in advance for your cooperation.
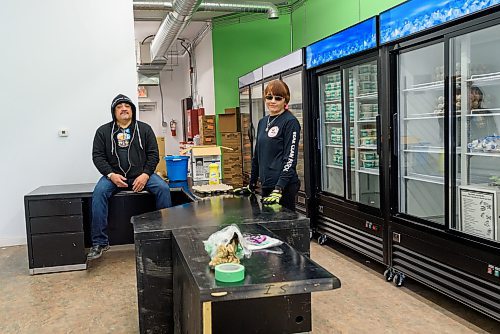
[91,174,172,246]
[262,181,300,211]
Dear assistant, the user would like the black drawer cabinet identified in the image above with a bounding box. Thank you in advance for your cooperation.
[25,196,87,275]
[31,232,86,268]
[30,215,83,234]
[24,185,92,275]
[28,198,82,217]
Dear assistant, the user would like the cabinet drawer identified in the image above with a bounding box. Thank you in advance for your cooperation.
[30,215,83,234]
[31,232,85,268]
[29,198,82,217]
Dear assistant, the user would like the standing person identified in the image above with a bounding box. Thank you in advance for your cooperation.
[88,94,171,260]
[235,80,301,211]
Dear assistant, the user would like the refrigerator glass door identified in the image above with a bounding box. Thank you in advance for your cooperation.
[251,83,264,151]
[320,70,344,196]
[345,60,380,207]
[282,71,305,192]
[240,87,252,175]
[398,42,445,224]
[450,24,500,242]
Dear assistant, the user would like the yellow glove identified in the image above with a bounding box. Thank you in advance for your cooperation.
[233,185,254,196]
[262,190,282,205]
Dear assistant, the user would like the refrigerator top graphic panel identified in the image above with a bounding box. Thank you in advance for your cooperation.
[306,16,377,69]
[263,49,303,78]
[380,0,500,45]
[239,68,263,88]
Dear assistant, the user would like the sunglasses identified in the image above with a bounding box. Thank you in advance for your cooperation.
[265,95,284,102]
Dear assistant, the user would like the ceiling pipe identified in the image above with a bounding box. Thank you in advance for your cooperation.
[134,1,279,20]
[149,0,203,61]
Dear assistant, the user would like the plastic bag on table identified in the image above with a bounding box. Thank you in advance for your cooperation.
[243,234,283,251]
[203,224,252,260]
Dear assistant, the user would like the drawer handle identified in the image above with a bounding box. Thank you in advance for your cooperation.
[72,243,76,247]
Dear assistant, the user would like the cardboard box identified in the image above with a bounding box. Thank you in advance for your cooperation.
[224,107,240,115]
[199,115,216,135]
[218,113,239,133]
[223,152,242,179]
[190,146,221,182]
[201,136,216,145]
[155,137,166,177]
[220,132,241,152]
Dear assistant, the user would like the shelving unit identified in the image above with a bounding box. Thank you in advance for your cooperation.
[318,61,381,206]
[347,61,380,207]
[398,42,446,225]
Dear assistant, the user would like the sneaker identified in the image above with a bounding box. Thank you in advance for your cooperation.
[87,244,110,260]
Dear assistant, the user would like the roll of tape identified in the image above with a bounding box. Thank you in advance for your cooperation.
[214,263,245,282]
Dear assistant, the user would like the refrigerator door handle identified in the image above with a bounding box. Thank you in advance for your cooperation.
[392,113,398,154]
[317,118,321,150]
[376,114,381,156]
[249,123,254,144]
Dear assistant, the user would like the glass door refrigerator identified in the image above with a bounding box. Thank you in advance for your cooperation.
[306,17,388,264]
[381,0,500,321]
[238,68,263,184]
[261,49,310,214]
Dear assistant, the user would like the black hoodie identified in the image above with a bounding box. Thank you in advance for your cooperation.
[92,94,160,179]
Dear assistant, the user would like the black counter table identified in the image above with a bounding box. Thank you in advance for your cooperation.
[132,195,313,333]
[173,224,340,334]
[24,183,193,274]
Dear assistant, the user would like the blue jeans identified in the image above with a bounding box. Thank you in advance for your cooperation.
[91,173,172,246]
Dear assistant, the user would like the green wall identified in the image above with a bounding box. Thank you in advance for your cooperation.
[212,15,291,114]
[212,0,406,122]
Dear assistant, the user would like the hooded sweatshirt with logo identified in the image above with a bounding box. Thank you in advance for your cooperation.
[92,94,159,179]
[250,110,301,189]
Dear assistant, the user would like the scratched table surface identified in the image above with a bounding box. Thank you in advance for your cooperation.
[172,224,340,303]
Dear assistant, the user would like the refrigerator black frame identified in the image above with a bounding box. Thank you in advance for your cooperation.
[387,7,500,249]
[307,47,388,265]
[310,50,385,218]
[274,65,312,214]
[384,6,500,321]
[239,85,253,182]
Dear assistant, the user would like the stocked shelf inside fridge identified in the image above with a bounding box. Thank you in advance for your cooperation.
[358,168,379,175]
[403,146,444,154]
[355,93,378,100]
[326,164,343,169]
[466,71,500,85]
[404,113,445,120]
[466,152,500,157]
[402,80,444,92]
[404,173,444,185]
[357,145,377,150]
[468,109,500,116]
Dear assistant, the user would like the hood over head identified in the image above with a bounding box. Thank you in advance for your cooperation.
[110,94,136,121]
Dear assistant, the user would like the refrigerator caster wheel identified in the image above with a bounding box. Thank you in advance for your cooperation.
[393,273,405,287]
[383,268,394,282]
[318,234,327,245]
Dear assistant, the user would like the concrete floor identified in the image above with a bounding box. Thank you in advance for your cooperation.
[0,242,498,333]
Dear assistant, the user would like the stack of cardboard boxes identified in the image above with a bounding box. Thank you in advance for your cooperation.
[219,108,243,187]
[198,115,216,145]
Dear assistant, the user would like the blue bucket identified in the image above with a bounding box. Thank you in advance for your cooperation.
[165,155,189,181]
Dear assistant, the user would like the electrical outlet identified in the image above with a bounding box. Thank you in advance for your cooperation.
[58,129,69,137]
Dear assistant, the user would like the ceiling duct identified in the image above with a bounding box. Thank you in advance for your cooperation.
[149,0,203,61]
[134,1,279,19]
[134,1,279,60]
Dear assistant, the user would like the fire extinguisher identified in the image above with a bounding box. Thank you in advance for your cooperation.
[170,119,177,137]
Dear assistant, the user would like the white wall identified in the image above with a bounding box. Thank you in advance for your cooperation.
[0,1,138,246]
[194,30,216,115]
[133,21,214,156]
